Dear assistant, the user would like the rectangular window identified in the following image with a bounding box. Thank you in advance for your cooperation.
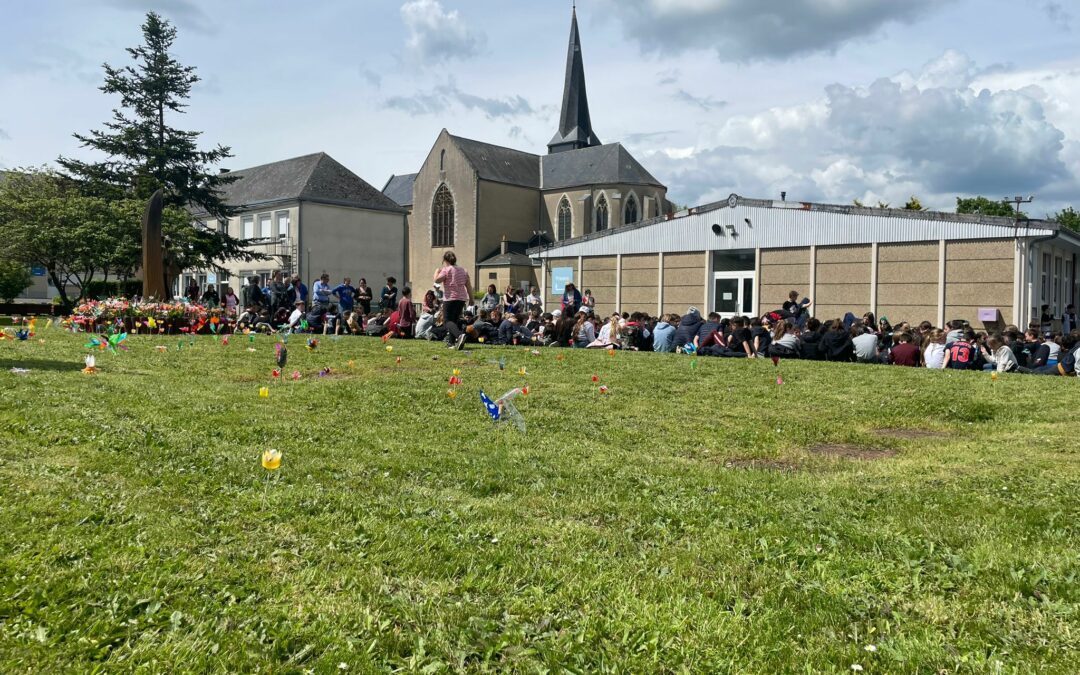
[258,213,271,239]
[218,219,228,234]
[1042,253,1051,302]
[242,216,254,239]
[276,211,289,239]
[1054,256,1062,309]
[1066,260,1073,307]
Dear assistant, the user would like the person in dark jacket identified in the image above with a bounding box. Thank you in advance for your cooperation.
[799,318,824,359]
[672,307,703,350]
[820,319,855,361]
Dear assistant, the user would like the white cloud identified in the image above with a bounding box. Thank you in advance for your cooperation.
[384,81,536,120]
[604,0,953,61]
[401,0,484,63]
[672,89,726,112]
[101,0,215,34]
[649,51,1078,213]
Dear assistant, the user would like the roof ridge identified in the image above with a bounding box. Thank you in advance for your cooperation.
[227,152,326,175]
[449,133,540,159]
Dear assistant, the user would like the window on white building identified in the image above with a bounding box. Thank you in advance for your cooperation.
[1054,256,1063,312]
[276,211,289,239]
[242,216,254,239]
[258,213,271,239]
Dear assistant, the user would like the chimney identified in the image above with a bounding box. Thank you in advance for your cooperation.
[780,191,787,202]
[500,235,510,255]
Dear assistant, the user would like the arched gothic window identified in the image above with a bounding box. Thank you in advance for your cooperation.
[439,149,446,170]
[595,194,609,232]
[557,197,572,240]
[624,195,639,225]
[432,184,454,247]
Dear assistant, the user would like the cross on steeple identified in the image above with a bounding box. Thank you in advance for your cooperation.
[548,6,601,154]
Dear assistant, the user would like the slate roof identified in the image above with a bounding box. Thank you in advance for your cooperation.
[382,173,417,207]
[205,152,405,214]
[477,251,540,267]
[541,143,664,191]
[549,8,601,153]
[450,135,540,189]
[442,134,665,193]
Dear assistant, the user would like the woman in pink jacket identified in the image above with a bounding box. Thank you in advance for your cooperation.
[434,251,472,350]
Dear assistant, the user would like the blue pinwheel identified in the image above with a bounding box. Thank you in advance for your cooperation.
[480,390,501,421]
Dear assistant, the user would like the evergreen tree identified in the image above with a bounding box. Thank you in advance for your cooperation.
[57,12,262,291]
[58,12,235,219]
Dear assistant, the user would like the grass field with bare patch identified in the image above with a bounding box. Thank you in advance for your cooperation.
[1,332,1077,672]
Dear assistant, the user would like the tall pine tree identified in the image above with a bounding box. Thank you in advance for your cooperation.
[58,12,262,293]
[59,12,234,219]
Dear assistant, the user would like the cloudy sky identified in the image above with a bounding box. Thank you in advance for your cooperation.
[1,0,1077,215]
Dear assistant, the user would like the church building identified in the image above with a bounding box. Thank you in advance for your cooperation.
[384,9,670,293]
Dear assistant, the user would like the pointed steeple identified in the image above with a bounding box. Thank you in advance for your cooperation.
[548,7,601,154]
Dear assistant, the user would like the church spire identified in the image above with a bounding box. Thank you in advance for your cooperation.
[547,7,601,154]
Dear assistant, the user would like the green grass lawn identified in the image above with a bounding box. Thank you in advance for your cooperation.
[1,332,1077,673]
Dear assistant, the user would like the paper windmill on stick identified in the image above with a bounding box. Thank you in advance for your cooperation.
[479,388,527,433]
[275,343,288,369]
[84,333,128,354]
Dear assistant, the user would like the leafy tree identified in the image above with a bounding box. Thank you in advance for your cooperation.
[0,169,119,307]
[1050,206,1079,233]
[903,196,926,211]
[956,196,1023,218]
[57,12,263,289]
[853,199,890,209]
[0,258,32,302]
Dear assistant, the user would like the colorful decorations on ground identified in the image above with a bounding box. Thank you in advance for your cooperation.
[69,299,232,334]
[261,448,282,471]
[82,354,98,375]
[479,388,527,432]
[84,332,128,354]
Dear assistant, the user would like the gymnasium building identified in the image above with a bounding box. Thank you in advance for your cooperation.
[529,194,1080,330]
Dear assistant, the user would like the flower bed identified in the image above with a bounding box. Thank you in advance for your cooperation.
[68,298,235,334]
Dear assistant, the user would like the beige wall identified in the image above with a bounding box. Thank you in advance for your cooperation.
[541,184,668,242]
[815,244,871,320]
[582,256,617,315]
[945,239,1013,326]
[477,265,539,296]
[759,247,810,311]
[302,202,406,289]
[408,130,478,289]
[877,242,938,326]
[662,252,706,316]
[621,254,660,313]
[476,181,541,265]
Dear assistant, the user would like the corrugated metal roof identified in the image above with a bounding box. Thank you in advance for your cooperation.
[529,194,1059,257]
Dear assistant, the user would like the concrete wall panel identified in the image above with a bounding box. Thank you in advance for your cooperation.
[761,247,809,265]
[817,244,871,264]
[946,258,1013,282]
[815,282,871,307]
[947,239,1014,260]
[878,283,937,306]
[816,262,871,284]
[877,261,938,283]
[878,242,938,262]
